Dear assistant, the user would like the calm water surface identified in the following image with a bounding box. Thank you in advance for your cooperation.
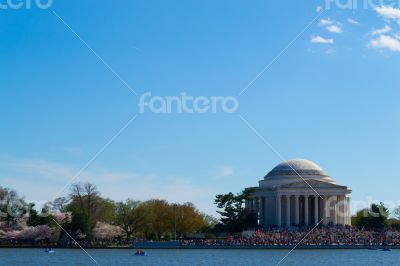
[0,248,399,266]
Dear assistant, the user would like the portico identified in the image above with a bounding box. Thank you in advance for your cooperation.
[245,159,352,228]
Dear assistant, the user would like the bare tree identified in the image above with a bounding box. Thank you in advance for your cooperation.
[83,182,99,227]
[44,197,69,213]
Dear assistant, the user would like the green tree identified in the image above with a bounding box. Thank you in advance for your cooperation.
[353,202,389,229]
[214,188,256,232]
[389,219,400,230]
[114,199,146,241]
[0,186,27,226]
[26,203,57,227]
[174,202,209,237]
[201,213,219,231]
[67,182,115,239]
[65,206,90,238]
[141,199,173,240]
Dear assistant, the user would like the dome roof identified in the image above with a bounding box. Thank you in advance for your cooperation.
[259,159,336,188]
[266,159,328,178]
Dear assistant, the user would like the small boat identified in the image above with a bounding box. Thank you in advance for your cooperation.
[134,249,147,256]
[45,248,55,253]
[381,247,391,251]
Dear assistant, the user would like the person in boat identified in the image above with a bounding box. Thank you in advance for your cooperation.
[136,249,145,255]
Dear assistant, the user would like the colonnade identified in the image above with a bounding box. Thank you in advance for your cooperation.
[247,194,351,227]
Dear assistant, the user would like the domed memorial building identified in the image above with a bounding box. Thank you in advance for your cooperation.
[245,159,352,228]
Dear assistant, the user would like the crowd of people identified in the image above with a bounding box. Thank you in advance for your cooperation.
[181,226,400,247]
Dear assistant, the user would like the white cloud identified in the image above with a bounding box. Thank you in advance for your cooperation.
[319,18,334,26]
[369,7,400,53]
[311,36,334,44]
[316,6,323,13]
[319,18,343,33]
[375,6,400,22]
[371,25,392,36]
[326,25,343,33]
[347,18,359,25]
[369,34,400,52]
[217,165,234,178]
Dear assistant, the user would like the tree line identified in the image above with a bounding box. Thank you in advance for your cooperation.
[3,184,400,245]
[0,183,217,245]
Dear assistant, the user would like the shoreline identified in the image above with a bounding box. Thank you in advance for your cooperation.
[134,245,400,250]
[1,245,399,250]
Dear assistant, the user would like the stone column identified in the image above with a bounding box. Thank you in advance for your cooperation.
[333,196,338,225]
[294,195,299,225]
[314,195,319,225]
[260,197,265,228]
[341,195,346,226]
[304,195,309,226]
[323,196,328,226]
[255,197,260,226]
[277,195,282,227]
[347,196,351,226]
[286,195,291,227]
[263,197,267,228]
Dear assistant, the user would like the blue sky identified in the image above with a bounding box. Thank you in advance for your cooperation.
[1,0,400,215]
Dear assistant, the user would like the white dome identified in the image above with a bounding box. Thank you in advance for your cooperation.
[259,159,336,188]
[266,159,327,177]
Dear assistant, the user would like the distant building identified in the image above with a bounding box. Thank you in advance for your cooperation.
[246,159,352,228]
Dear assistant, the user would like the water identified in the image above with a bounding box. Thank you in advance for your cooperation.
[0,248,399,265]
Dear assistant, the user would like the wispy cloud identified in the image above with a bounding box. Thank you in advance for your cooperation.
[311,36,334,44]
[0,155,219,215]
[347,18,359,25]
[319,18,334,26]
[0,156,77,182]
[371,25,392,36]
[0,156,149,184]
